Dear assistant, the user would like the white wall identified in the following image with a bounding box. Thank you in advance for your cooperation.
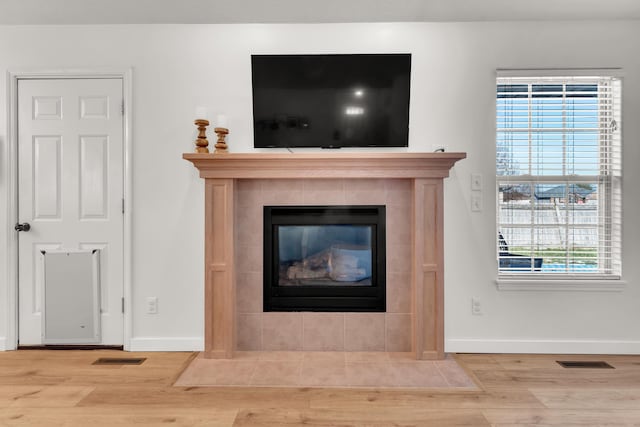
[1,21,639,352]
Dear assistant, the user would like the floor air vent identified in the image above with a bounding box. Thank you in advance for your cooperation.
[557,360,614,369]
[92,357,146,365]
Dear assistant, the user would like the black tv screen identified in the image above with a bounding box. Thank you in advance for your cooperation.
[251,54,411,148]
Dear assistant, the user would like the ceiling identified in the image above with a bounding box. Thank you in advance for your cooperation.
[1,0,639,25]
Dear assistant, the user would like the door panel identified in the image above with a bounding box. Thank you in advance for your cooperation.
[18,78,124,345]
[79,135,109,219]
[33,136,62,219]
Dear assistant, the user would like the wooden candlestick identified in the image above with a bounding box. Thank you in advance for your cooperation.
[194,119,210,153]
[214,127,229,154]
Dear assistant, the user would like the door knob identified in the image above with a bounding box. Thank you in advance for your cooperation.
[15,222,31,232]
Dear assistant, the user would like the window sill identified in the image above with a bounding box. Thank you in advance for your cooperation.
[496,277,627,292]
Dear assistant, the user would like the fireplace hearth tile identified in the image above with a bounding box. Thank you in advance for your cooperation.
[175,352,478,389]
[206,360,256,386]
[390,362,449,388]
[300,360,348,387]
[232,351,263,360]
[345,351,390,363]
[174,357,255,387]
[345,362,397,387]
[388,352,415,361]
[303,351,346,363]
[250,360,302,386]
[256,351,305,361]
[435,360,477,387]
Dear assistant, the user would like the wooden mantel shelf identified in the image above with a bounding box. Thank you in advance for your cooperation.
[184,151,466,360]
[183,152,466,179]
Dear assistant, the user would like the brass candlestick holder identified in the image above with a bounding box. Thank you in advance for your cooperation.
[214,127,229,154]
[194,119,210,153]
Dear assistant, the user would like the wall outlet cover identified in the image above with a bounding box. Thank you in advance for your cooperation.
[146,297,158,314]
[471,192,482,212]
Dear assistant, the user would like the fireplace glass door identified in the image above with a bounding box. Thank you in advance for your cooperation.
[264,206,386,312]
[278,225,372,286]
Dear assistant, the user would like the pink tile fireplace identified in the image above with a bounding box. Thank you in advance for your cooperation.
[184,152,465,360]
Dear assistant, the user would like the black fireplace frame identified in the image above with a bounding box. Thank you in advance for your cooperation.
[263,205,386,312]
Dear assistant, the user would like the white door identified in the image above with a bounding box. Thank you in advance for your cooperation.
[17,78,124,345]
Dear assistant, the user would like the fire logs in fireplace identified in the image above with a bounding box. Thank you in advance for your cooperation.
[282,244,371,283]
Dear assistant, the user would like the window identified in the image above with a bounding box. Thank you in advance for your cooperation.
[496,73,621,279]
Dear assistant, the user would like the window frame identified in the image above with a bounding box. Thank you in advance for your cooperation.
[495,70,623,287]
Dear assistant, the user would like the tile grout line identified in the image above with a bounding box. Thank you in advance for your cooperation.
[301,312,305,351]
[297,358,304,387]
[342,312,346,352]
[384,311,388,352]
[260,312,264,351]
[247,358,259,386]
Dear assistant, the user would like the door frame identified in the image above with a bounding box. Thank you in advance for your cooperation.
[5,68,133,350]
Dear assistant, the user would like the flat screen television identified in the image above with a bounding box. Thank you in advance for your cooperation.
[251,54,411,149]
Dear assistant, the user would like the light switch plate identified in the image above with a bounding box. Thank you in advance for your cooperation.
[471,173,482,191]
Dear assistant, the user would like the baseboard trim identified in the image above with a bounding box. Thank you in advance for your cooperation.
[0,337,6,351]
[128,337,204,352]
[9,336,637,354]
[446,338,640,354]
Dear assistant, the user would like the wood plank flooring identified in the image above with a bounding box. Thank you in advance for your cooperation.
[1,350,640,426]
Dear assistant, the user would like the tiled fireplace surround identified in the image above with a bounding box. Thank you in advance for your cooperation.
[236,178,412,352]
[184,152,465,360]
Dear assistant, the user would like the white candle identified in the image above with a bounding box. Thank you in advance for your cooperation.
[216,114,228,128]
[195,107,208,120]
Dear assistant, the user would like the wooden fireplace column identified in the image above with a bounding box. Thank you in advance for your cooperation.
[413,179,444,360]
[203,178,235,358]
[184,152,466,360]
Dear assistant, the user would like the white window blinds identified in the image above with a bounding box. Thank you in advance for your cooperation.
[496,74,622,278]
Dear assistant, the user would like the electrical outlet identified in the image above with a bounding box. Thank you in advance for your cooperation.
[471,173,483,191]
[146,297,158,314]
[471,192,482,212]
[471,297,482,315]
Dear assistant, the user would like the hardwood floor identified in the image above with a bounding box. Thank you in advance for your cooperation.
[1,350,640,426]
